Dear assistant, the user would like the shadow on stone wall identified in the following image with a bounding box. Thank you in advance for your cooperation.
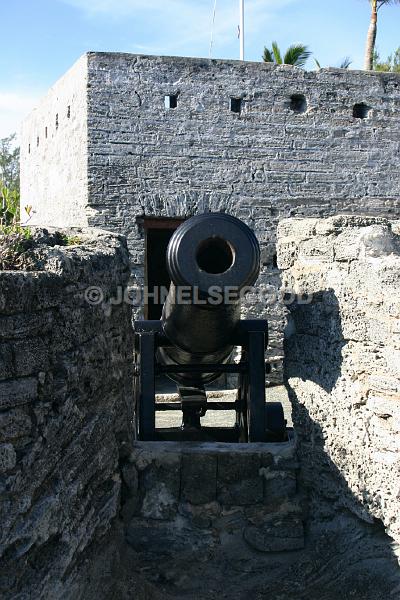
[284,289,400,600]
[285,289,345,393]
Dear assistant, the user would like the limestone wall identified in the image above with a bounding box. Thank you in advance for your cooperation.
[20,54,89,228]
[20,54,400,375]
[0,229,134,599]
[278,215,400,544]
[84,53,400,239]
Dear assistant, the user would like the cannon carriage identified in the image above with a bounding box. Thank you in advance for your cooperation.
[133,213,286,443]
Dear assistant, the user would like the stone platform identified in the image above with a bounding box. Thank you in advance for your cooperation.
[121,439,303,584]
[118,439,400,600]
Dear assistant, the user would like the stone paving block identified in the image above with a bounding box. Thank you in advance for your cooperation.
[262,470,297,502]
[181,452,217,505]
[217,452,263,506]
[140,452,181,520]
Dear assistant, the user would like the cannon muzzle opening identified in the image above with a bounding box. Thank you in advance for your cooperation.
[196,237,234,274]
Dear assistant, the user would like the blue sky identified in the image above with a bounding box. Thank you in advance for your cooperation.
[1,0,399,138]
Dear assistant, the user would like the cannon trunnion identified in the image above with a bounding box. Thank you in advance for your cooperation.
[133,213,286,443]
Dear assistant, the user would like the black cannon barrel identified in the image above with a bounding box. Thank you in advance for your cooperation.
[158,213,260,385]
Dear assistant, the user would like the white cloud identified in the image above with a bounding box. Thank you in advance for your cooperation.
[0,91,43,140]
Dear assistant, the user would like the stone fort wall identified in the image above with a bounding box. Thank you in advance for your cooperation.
[20,55,89,228]
[20,53,400,370]
[0,229,134,599]
[278,215,400,545]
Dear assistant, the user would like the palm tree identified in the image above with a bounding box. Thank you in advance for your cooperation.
[263,41,311,68]
[364,1,400,70]
[314,57,352,69]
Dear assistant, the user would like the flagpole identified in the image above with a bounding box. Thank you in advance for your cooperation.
[239,0,244,60]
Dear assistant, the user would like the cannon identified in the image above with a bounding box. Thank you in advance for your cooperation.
[133,213,286,442]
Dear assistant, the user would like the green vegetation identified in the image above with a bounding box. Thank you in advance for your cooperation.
[0,133,81,270]
[0,134,23,231]
[0,228,34,270]
[1,185,21,230]
[0,134,34,269]
[0,134,19,192]
[373,47,400,72]
[60,233,82,246]
[263,42,311,68]
[314,57,352,70]
[261,2,399,73]
[364,1,400,70]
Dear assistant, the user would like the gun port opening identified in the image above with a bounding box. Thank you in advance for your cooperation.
[353,102,371,119]
[165,94,178,109]
[196,237,234,274]
[290,94,307,114]
[230,97,242,113]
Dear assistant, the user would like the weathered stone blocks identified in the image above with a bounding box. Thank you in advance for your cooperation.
[181,452,217,505]
[0,228,134,600]
[278,214,400,546]
[217,452,263,505]
[122,440,304,559]
[244,516,304,552]
[0,378,38,410]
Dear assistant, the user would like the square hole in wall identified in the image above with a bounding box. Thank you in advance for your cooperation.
[353,103,371,119]
[290,94,307,114]
[230,97,242,113]
[165,94,178,109]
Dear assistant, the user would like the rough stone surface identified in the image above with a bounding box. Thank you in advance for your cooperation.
[122,440,399,600]
[243,515,305,552]
[124,440,303,551]
[0,228,134,599]
[278,214,400,546]
[21,54,400,379]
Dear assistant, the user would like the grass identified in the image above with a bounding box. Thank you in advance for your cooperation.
[0,181,82,270]
[0,226,35,271]
[60,234,82,246]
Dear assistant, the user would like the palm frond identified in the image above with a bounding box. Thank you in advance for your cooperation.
[377,0,400,9]
[283,44,312,67]
[263,47,273,63]
[314,58,321,69]
[272,41,283,64]
[339,56,352,69]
